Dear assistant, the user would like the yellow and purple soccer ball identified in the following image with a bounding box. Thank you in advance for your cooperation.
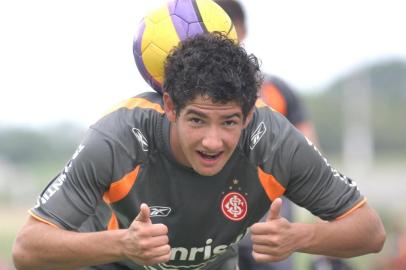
[133,0,237,94]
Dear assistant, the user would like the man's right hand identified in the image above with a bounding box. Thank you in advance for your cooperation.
[123,203,171,265]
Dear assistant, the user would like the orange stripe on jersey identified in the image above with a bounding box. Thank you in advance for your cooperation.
[260,82,287,116]
[103,165,141,204]
[103,97,164,117]
[335,197,367,220]
[257,167,286,201]
[107,212,119,230]
[28,210,60,229]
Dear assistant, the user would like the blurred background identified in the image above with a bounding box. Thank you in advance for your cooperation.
[0,0,405,269]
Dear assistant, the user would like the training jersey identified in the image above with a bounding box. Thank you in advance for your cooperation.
[30,91,365,270]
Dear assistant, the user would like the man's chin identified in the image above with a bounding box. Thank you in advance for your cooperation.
[193,166,222,176]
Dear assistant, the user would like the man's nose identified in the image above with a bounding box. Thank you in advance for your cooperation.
[201,127,223,150]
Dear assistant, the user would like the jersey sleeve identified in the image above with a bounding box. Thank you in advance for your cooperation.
[29,128,130,230]
[249,107,364,221]
[283,129,365,220]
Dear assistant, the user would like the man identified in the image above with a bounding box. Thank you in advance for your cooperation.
[13,32,384,270]
[214,1,317,269]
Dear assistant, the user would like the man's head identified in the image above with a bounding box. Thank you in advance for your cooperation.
[162,32,262,176]
[163,32,261,120]
[214,0,247,42]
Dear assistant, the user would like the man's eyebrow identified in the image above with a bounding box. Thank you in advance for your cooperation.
[223,113,242,119]
[185,109,242,119]
[185,109,207,118]
[186,109,206,117]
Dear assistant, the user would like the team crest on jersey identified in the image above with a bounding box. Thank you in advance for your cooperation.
[132,128,148,151]
[221,192,247,221]
[250,122,266,150]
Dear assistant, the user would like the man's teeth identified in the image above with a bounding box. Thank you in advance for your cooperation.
[200,151,219,158]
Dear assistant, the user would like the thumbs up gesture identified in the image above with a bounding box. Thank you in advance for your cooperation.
[122,203,171,265]
[250,198,296,262]
[267,197,283,221]
[135,203,153,223]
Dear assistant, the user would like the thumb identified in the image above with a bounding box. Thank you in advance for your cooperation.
[267,197,282,221]
[135,203,151,223]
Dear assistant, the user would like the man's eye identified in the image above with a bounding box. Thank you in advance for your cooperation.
[224,120,237,127]
[189,118,203,124]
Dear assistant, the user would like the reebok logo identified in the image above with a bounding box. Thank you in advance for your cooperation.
[250,122,266,150]
[132,128,148,151]
[149,206,172,217]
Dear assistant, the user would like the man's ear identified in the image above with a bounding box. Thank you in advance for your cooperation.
[243,107,255,129]
[163,92,176,122]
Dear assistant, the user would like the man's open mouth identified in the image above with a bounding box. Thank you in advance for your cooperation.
[197,151,222,160]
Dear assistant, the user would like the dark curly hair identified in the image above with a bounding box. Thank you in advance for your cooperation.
[163,32,262,119]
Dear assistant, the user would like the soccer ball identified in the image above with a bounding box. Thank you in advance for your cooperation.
[133,0,237,94]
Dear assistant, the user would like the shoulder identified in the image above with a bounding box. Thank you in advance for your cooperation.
[89,91,165,158]
[260,75,294,116]
[241,103,313,190]
[241,101,301,164]
[100,91,164,120]
[261,74,308,124]
[262,74,297,98]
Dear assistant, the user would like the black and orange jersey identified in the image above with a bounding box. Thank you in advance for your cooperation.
[260,75,307,126]
[30,91,364,270]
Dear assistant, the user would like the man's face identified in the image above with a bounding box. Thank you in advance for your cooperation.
[164,94,252,176]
